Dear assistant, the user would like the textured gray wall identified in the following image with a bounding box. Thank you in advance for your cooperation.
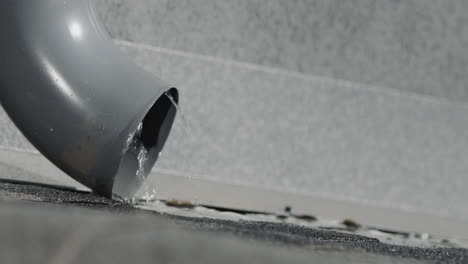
[95,0,468,101]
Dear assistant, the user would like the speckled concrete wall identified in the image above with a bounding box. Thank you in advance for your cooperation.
[94,0,468,101]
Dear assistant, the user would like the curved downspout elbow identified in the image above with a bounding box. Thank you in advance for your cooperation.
[0,0,178,199]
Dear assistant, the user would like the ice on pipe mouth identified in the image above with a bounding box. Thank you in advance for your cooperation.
[112,88,178,200]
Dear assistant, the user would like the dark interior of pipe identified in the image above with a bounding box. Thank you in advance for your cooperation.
[140,87,178,149]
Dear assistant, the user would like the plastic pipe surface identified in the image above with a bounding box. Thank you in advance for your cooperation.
[0,0,178,199]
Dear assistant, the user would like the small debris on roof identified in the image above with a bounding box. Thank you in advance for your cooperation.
[164,199,196,209]
[293,214,317,222]
[415,233,430,240]
[342,219,361,229]
[276,214,288,221]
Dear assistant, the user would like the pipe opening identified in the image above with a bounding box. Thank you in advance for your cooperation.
[140,88,179,150]
[112,88,178,200]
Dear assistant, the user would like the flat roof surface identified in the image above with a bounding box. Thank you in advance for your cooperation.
[0,180,467,264]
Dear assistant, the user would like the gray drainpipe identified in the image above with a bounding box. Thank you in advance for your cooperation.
[0,0,179,199]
